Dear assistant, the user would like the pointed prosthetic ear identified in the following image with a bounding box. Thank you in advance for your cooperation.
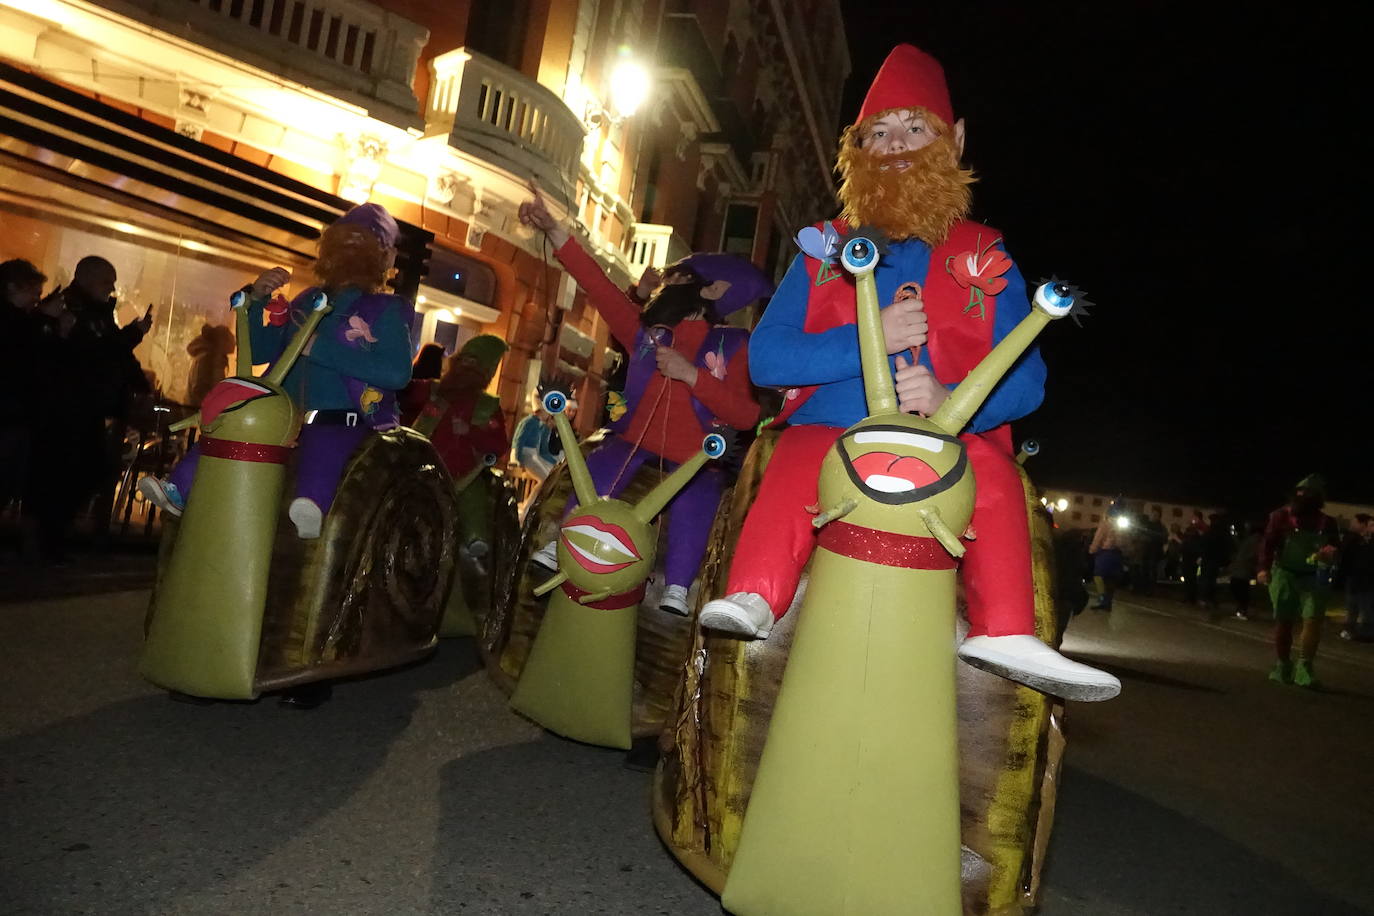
[700,279,732,301]
[953,118,966,159]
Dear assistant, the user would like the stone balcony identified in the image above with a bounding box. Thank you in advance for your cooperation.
[102,0,428,127]
[624,222,689,274]
[425,48,585,212]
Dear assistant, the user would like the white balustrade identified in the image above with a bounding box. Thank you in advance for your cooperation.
[427,48,586,209]
[624,222,688,273]
[128,0,428,120]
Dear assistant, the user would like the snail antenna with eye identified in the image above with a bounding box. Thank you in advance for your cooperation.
[836,224,892,259]
[537,372,577,400]
[1039,276,1093,327]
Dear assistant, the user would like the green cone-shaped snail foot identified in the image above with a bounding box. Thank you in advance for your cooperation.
[438,470,517,638]
[141,453,285,699]
[509,592,638,750]
[652,433,1067,914]
[721,546,962,916]
[440,578,478,637]
[483,445,704,738]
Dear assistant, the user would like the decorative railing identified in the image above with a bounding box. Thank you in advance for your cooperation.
[624,222,688,274]
[427,48,586,209]
[118,0,428,122]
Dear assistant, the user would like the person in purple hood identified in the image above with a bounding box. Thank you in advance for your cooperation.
[142,203,415,538]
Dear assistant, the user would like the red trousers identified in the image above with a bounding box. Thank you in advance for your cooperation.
[725,425,1035,637]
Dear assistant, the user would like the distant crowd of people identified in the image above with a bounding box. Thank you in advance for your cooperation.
[1061,475,1374,687]
[1,256,153,564]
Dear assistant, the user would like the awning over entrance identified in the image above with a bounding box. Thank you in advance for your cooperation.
[0,60,432,293]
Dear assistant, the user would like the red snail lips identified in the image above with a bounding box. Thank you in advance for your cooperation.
[850,451,940,493]
[561,516,642,574]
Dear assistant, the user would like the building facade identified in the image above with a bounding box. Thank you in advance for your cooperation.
[0,0,848,435]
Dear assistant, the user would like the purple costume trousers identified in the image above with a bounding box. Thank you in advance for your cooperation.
[169,424,371,516]
[563,435,723,590]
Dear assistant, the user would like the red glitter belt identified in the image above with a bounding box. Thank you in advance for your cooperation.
[559,580,647,610]
[817,520,959,570]
[200,436,292,465]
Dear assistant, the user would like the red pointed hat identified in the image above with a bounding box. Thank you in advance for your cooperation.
[856,44,954,128]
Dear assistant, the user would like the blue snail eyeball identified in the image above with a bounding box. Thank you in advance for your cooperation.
[1033,282,1074,317]
[840,237,878,274]
[703,433,727,458]
[1022,439,1040,455]
[482,453,498,466]
[542,391,567,414]
[229,290,247,310]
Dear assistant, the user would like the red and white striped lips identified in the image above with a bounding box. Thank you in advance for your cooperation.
[847,429,948,493]
[201,378,272,425]
[560,515,642,574]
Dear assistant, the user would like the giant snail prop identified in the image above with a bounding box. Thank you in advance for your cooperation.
[652,229,1096,916]
[140,287,461,700]
[507,388,727,749]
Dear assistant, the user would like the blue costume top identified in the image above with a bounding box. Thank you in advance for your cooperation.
[248,287,414,426]
[749,239,1044,433]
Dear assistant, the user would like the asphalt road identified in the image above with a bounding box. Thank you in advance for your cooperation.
[2,581,1372,915]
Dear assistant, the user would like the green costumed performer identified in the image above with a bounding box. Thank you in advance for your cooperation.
[400,335,511,636]
[509,389,726,749]
[1258,474,1339,687]
[720,229,1087,916]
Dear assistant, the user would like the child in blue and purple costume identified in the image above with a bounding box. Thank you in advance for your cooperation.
[142,203,415,538]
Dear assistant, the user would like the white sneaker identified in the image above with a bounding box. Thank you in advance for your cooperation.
[660,584,690,616]
[289,497,323,540]
[957,633,1121,702]
[699,592,775,639]
[138,477,184,517]
[531,539,559,571]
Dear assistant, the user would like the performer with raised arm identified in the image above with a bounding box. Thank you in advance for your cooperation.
[699,44,1119,701]
[518,187,770,615]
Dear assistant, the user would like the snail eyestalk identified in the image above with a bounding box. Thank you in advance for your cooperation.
[545,392,599,509]
[264,291,331,388]
[231,287,254,377]
[835,238,901,420]
[930,281,1073,436]
[634,433,726,524]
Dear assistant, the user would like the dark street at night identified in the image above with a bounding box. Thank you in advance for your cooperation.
[3,578,1373,915]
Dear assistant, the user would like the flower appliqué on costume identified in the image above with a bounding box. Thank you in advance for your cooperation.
[345,315,378,345]
[607,391,628,422]
[945,234,1011,321]
[704,344,728,381]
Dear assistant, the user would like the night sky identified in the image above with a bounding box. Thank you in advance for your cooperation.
[834,1,1366,514]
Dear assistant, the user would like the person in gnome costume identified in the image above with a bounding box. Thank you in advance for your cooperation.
[519,185,769,616]
[698,44,1119,701]
[400,334,510,480]
[141,203,415,538]
[1258,474,1340,687]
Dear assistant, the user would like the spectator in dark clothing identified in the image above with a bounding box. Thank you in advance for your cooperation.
[22,256,151,562]
[1338,514,1374,641]
[1199,513,1233,613]
[1,259,55,516]
[1180,525,1204,603]
[1163,523,1184,581]
[1228,521,1261,619]
[1134,506,1167,593]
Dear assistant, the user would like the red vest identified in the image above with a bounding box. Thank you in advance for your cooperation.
[775,218,1013,453]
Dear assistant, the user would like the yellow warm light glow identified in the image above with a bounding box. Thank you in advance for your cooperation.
[1056,498,1069,511]
[2,0,72,26]
[416,295,427,305]
[609,56,650,119]
[448,308,463,320]
[110,221,141,235]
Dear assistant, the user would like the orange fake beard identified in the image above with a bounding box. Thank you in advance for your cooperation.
[836,128,975,246]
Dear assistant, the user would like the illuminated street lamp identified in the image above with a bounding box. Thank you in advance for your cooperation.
[1115,515,1132,531]
[608,51,650,120]
[1056,498,1068,511]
